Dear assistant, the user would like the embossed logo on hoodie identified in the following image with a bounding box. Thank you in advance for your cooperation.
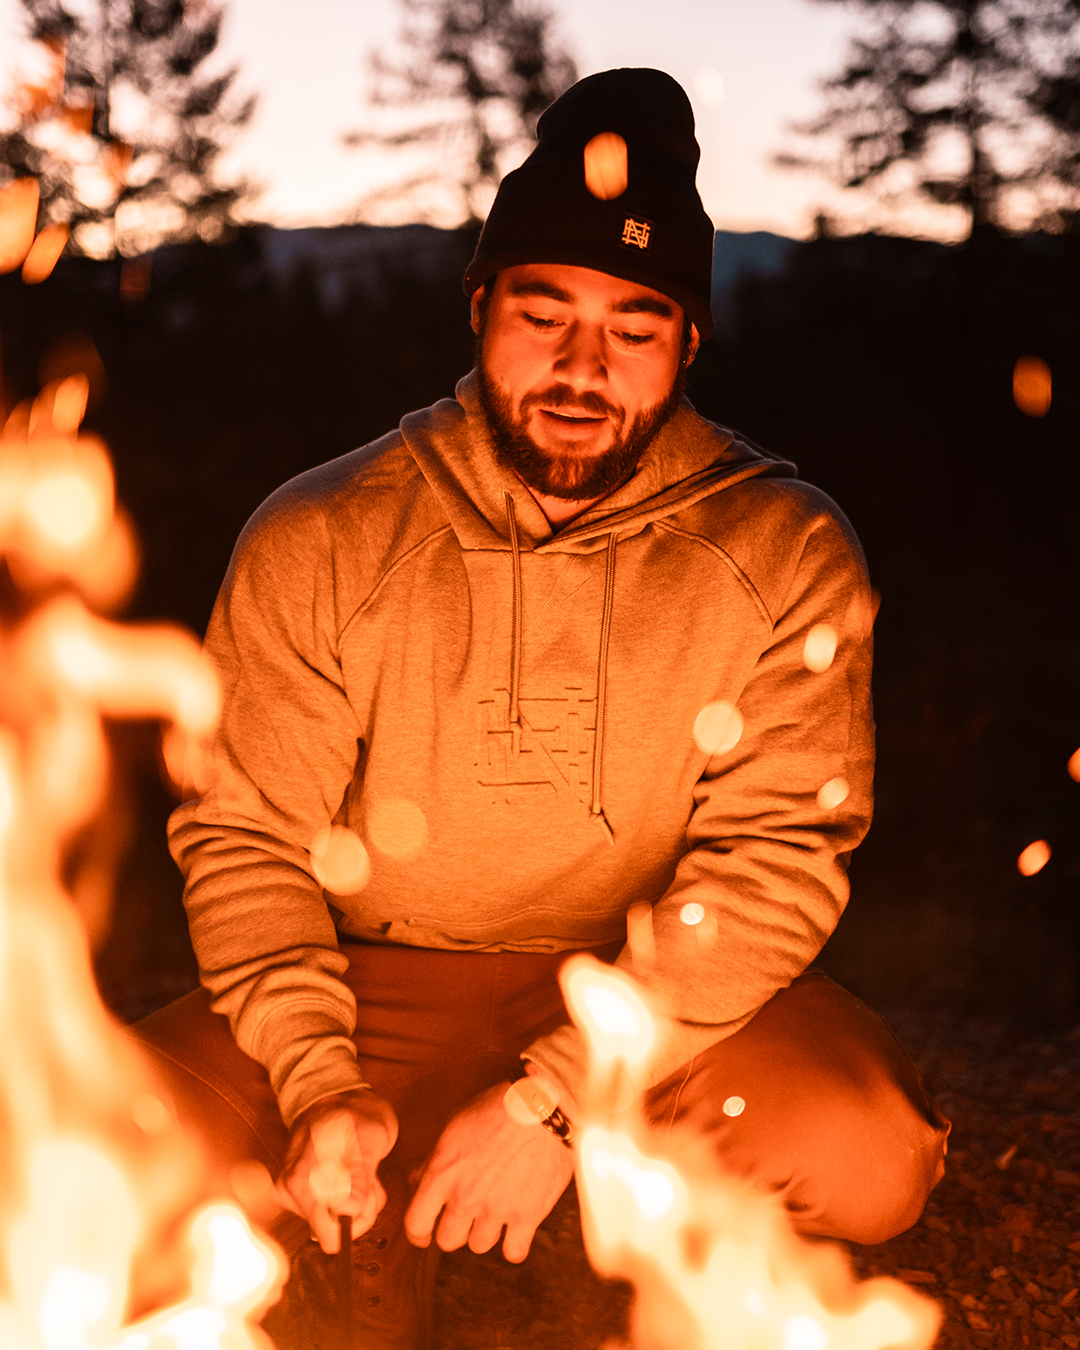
[477,685,596,806]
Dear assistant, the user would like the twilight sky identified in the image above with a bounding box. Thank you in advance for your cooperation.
[0,0,967,241]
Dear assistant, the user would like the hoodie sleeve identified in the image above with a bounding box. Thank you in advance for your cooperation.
[525,502,875,1117]
[168,495,369,1129]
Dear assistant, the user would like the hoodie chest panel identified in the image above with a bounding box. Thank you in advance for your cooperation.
[339,542,611,806]
[338,527,769,827]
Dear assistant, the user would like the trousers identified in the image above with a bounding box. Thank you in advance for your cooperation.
[134,943,949,1348]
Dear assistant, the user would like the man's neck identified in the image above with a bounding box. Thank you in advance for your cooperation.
[522,482,605,528]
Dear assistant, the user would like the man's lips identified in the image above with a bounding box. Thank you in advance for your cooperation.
[534,408,611,440]
[540,408,606,422]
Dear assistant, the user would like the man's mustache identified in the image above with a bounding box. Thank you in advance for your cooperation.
[520,386,623,420]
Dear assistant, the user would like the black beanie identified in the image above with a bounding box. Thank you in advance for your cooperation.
[464,68,715,338]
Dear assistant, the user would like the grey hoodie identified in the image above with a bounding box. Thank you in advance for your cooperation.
[169,371,874,1128]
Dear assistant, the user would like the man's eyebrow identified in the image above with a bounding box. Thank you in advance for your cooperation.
[505,280,674,317]
[612,296,674,318]
[507,280,574,302]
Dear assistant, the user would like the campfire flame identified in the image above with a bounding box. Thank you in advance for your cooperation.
[560,955,941,1350]
[0,365,285,1346]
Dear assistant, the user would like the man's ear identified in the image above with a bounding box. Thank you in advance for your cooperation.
[470,286,484,335]
[686,323,700,366]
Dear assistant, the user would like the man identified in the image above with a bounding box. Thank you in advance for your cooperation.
[138,68,948,1350]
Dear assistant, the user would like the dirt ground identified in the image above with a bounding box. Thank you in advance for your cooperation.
[424,1007,1080,1350]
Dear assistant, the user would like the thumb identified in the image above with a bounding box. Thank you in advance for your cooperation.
[308,1111,359,1211]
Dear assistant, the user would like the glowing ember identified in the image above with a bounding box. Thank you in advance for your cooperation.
[367,797,428,860]
[0,350,284,1347]
[0,179,40,274]
[560,958,941,1350]
[693,701,744,756]
[1017,839,1051,877]
[584,132,629,200]
[816,777,850,810]
[802,624,838,674]
[21,223,70,286]
[679,902,705,926]
[309,824,372,894]
[1012,356,1051,418]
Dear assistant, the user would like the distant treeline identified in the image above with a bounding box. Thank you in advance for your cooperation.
[1,223,1077,1025]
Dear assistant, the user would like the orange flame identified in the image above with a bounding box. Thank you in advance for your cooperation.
[0,374,285,1345]
[561,959,941,1350]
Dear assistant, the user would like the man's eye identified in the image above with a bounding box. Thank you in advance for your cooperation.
[524,313,561,330]
[617,331,654,346]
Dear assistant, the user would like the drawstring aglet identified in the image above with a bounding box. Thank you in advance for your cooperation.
[591,805,615,846]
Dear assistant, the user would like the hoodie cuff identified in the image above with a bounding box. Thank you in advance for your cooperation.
[275,1039,370,1129]
[522,1023,592,1122]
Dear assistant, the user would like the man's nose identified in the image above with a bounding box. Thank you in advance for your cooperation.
[553,323,607,390]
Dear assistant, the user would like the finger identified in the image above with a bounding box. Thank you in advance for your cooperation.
[350,1177,386,1239]
[466,1218,505,1255]
[403,1173,446,1248]
[311,1204,344,1255]
[433,1206,474,1253]
[501,1220,535,1264]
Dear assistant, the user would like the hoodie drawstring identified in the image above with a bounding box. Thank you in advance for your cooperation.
[504,493,523,758]
[590,532,617,845]
[504,492,616,846]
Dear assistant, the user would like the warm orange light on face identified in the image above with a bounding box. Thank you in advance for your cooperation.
[1017,839,1051,876]
[482,263,686,466]
[1013,356,1051,417]
[1068,748,1080,782]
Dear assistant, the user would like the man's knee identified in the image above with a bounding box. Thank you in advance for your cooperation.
[133,987,287,1176]
[645,977,949,1245]
[780,1068,948,1245]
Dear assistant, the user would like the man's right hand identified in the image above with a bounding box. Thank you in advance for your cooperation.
[276,1088,398,1253]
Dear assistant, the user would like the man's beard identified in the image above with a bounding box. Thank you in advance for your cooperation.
[478,362,687,502]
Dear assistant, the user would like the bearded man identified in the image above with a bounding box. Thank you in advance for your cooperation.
[137,68,948,1350]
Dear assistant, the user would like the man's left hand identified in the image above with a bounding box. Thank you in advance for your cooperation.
[404,1081,575,1262]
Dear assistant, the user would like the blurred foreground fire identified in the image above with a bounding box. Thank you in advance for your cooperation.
[0,356,284,1344]
[560,956,942,1350]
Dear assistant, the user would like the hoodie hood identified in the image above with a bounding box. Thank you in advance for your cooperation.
[400,370,797,553]
[399,369,801,846]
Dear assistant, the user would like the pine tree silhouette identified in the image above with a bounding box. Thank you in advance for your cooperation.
[0,0,255,257]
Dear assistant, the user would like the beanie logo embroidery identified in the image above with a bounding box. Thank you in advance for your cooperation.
[621,216,652,250]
